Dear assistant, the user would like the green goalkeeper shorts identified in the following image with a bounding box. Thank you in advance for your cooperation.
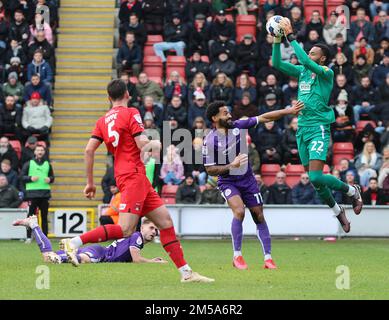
[296,125,331,166]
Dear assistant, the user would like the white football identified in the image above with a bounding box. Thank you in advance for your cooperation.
[266,15,284,37]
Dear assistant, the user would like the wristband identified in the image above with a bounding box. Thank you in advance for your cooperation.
[286,33,296,42]
[273,36,282,44]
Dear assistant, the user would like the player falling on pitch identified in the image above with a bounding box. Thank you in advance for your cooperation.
[13,216,167,265]
[203,100,304,269]
[60,79,213,283]
[271,17,363,233]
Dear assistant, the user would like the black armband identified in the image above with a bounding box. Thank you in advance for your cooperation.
[286,33,296,42]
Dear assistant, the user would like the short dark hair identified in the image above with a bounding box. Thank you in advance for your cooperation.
[206,101,226,122]
[369,177,378,183]
[35,144,46,152]
[107,79,127,101]
[314,43,330,64]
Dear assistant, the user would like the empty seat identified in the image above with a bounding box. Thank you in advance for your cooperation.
[9,140,21,160]
[143,56,163,78]
[161,185,179,198]
[236,15,257,41]
[332,142,354,165]
[261,164,280,186]
[304,6,324,22]
[285,164,305,187]
[166,56,187,80]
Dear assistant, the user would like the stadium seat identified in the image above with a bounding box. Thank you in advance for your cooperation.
[9,140,21,160]
[144,35,164,57]
[356,120,376,133]
[236,15,257,41]
[304,6,325,22]
[166,56,187,80]
[163,197,176,205]
[149,76,163,87]
[161,185,179,198]
[201,55,210,63]
[332,142,354,165]
[261,164,280,186]
[323,164,331,174]
[285,164,305,187]
[143,56,163,78]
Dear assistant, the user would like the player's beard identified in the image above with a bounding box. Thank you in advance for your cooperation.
[219,118,234,129]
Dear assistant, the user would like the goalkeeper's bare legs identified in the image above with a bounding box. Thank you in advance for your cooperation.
[304,160,363,232]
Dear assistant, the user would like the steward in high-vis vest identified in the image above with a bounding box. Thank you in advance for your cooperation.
[21,145,54,240]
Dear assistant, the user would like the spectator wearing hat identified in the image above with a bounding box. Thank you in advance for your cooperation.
[232,92,258,121]
[27,49,53,85]
[200,176,225,204]
[9,10,30,51]
[348,7,375,45]
[138,96,163,128]
[164,70,187,103]
[21,144,54,239]
[353,76,377,123]
[0,136,19,171]
[209,10,236,42]
[0,158,18,189]
[24,73,52,106]
[116,31,141,77]
[3,72,24,108]
[141,0,165,35]
[119,13,147,47]
[375,10,389,43]
[136,72,164,109]
[352,55,373,86]
[188,89,208,127]
[331,89,355,143]
[153,14,188,62]
[323,11,347,46]
[5,39,27,71]
[185,52,210,83]
[21,136,43,167]
[22,91,52,142]
[259,93,284,129]
[235,34,258,76]
[234,73,257,105]
[209,30,235,61]
[372,50,389,88]
[0,174,22,208]
[330,73,354,106]
[189,1,212,22]
[209,51,236,79]
[0,95,22,140]
[118,0,143,24]
[176,174,201,204]
[7,56,25,83]
[28,30,56,71]
[187,14,210,57]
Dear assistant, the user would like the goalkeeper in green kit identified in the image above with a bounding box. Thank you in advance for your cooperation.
[271,18,363,233]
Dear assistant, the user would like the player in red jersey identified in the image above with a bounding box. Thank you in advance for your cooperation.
[61,79,214,283]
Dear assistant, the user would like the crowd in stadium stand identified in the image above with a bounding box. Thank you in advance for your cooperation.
[108,0,389,206]
[0,0,57,221]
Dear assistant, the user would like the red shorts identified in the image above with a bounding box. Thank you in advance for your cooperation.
[116,173,164,217]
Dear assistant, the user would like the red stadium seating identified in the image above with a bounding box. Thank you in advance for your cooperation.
[166,56,187,80]
[130,76,163,87]
[304,6,325,22]
[350,15,370,22]
[236,15,257,41]
[144,35,164,57]
[201,55,210,63]
[163,198,176,204]
[161,185,179,198]
[285,164,305,187]
[323,164,331,174]
[9,140,21,160]
[356,120,376,133]
[326,0,346,18]
[332,142,354,165]
[142,56,163,78]
[261,164,280,186]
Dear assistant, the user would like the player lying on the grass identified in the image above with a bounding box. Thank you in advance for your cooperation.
[203,100,304,270]
[60,80,213,283]
[13,216,168,264]
[271,17,363,233]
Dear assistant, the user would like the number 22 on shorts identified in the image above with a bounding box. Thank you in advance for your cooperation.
[310,141,324,153]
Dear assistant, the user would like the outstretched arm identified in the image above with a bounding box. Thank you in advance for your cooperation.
[272,40,302,78]
[258,101,304,123]
[130,247,167,264]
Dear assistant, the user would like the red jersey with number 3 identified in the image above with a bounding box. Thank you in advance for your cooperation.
[91,106,145,177]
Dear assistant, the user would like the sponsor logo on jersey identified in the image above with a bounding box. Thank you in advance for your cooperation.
[224,189,232,197]
[134,114,143,125]
[299,81,311,92]
[136,236,143,246]
[119,203,127,210]
[134,202,141,212]
[232,128,240,136]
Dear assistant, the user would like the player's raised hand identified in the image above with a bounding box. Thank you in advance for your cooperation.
[84,184,96,199]
[279,17,293,36]
[290,100,304,115]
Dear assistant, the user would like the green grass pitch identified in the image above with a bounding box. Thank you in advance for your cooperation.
[1,238,389,300]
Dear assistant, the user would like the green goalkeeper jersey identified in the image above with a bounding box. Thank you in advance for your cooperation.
[272,40,335,127]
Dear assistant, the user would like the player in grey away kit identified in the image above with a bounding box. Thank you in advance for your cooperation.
[203,100,304,269]
[13,216,167,264]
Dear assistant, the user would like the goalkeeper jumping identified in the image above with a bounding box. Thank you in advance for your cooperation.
[271,18,363,233]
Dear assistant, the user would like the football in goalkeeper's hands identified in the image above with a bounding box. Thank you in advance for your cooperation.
[266,15,284,37]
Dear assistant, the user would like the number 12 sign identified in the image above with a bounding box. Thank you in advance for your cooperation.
[53,210,87,237]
